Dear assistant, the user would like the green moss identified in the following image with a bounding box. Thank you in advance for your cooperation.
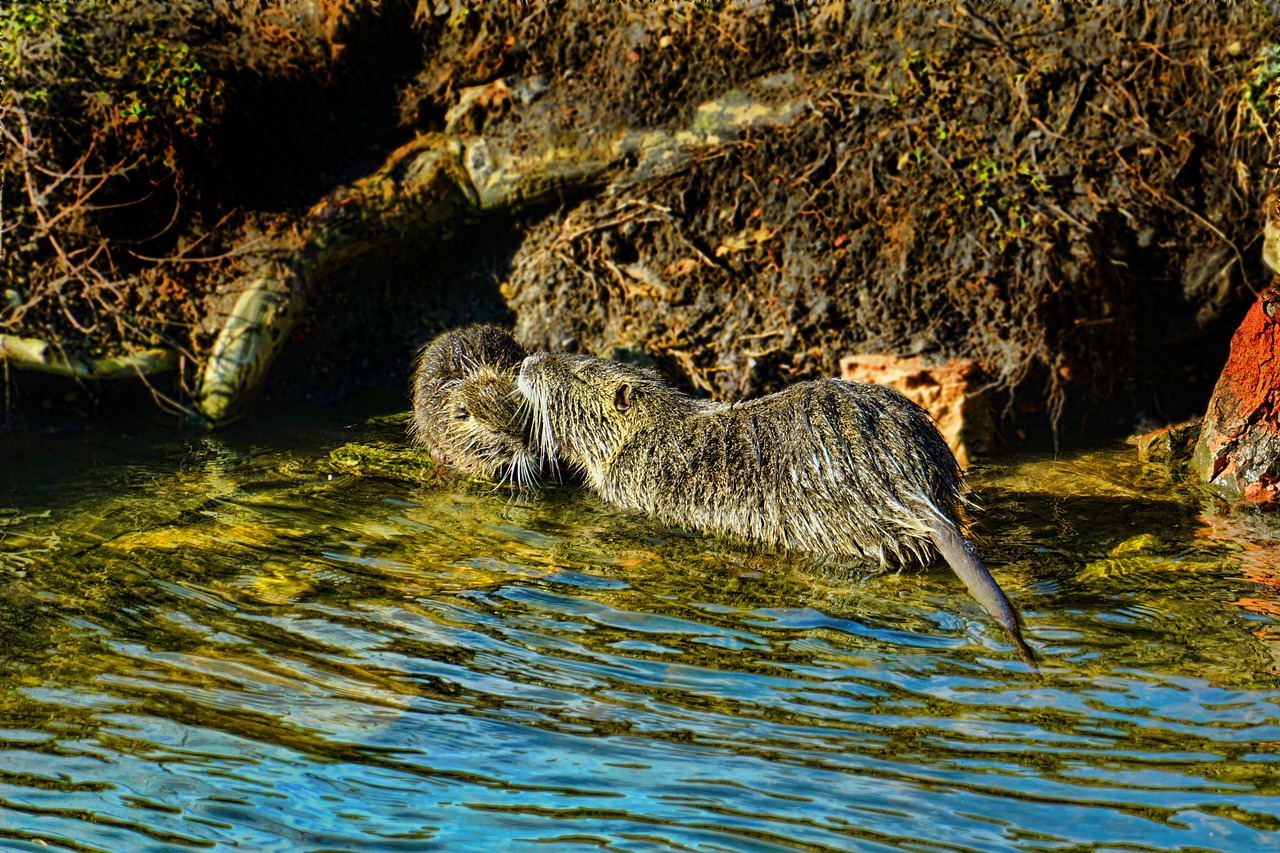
[1245,43,1280,133]
[327,440,438,483]
[2,1,223,133]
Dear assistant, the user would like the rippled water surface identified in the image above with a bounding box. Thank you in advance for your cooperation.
[1,412,1277,852]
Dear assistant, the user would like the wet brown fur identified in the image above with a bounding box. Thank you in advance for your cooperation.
[518,352,1035,664]
[410,325,539,488]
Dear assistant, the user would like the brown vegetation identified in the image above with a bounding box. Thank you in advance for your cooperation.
[2,1,1277,437]
[503,4,1277,434]
[1,0,420,410]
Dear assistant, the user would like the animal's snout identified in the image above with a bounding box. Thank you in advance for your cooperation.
[517,353,545,396]
[520,352,547,375]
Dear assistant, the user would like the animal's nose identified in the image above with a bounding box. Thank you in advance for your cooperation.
[521,353,545,373]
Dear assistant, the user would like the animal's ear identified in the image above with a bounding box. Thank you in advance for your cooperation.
[614,383,637,413]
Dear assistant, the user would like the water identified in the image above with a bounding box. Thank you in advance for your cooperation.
[1,412,1277,852]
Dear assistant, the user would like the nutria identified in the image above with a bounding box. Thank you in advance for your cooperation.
[409,325,539,488]
[517,352,1035,664]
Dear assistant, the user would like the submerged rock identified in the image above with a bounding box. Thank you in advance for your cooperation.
[1137,420,1201,470]
[328,439,440,484]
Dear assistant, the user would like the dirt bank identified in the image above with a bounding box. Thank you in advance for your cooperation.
[2,1,1276,440]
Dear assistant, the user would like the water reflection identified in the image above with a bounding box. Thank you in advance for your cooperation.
[0,421,1277,851]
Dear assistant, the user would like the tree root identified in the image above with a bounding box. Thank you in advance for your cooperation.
[0,334,177,380]
[190,91,809,427]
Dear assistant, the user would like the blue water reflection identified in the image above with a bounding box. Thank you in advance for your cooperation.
[0,425,1277,852]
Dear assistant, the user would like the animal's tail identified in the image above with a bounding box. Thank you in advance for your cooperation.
[927,517,1037,669]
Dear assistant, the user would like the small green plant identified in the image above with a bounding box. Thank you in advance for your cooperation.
[1017,161,1048,193]
[114,40,222,132]
[904,49,929,82]
[950,156,1050,250]
[1244,43,1280,136]
[970,158,1002,207]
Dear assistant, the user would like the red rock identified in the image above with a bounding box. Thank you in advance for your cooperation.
[839,354,993,469]
[1192,286,1280,504]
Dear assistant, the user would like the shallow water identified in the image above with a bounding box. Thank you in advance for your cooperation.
[1,413,1277,853]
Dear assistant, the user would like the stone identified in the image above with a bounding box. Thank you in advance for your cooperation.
[839,354,994,469]
[444,80,511,135]
[1192,286,1280,506]
[1136,420,1201,468]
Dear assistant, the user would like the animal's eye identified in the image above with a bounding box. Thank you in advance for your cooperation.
[614,383,635,413]
[454,405,469,420]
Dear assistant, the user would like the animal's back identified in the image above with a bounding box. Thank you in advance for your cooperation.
[601,379,963,564]
[518,353,1033,664]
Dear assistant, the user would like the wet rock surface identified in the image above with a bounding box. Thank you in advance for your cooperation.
[1137,420,1202,471]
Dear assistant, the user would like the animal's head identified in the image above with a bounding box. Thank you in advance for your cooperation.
[417,324,528,384]
[425,365,539,488]
[516,353,684,472]
[411,325,539,488]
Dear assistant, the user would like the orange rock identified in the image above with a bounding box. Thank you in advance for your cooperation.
[839,354,993,468]
[1192,287,1280,504]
